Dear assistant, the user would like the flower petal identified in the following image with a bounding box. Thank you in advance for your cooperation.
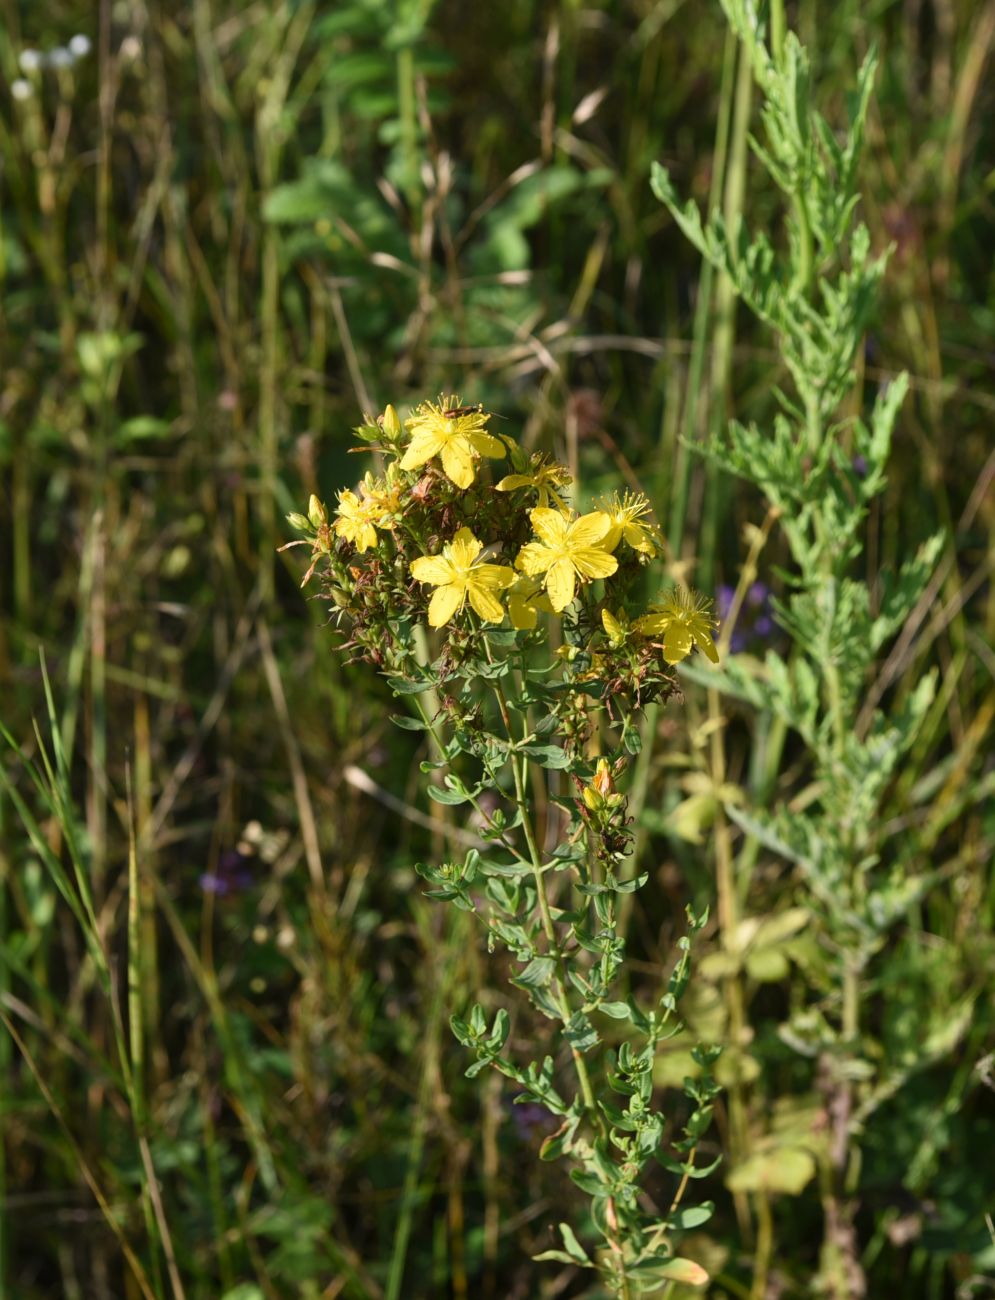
[468,431,506,459]
[356,523,377,553]
[572,547,618,581]
[545,558,576,611]
[634,613,665,636]
[439,437,476,488]
[448,527,483,568]
[567,511,610,548]
[472,562,516,590]
[517,542,552,576]
[622,523,656,554]
[400,426,447,471]
[410,555,453,585]
[600,522,623,553]
[508,593,537,630]
[496,474,529,492]
[428,583,465,627]
[530,508,569,548]
[693,627,720,663]
[662,622,694,664]
[468,583,506,623]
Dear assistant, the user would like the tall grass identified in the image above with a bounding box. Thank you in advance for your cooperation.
[1,1,993,1296]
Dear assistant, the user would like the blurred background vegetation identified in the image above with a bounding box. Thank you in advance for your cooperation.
[0,0,993,1296]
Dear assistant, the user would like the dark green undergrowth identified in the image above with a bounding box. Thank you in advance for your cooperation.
[1,1,993,1297]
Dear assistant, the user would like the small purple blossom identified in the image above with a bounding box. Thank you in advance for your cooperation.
[716,584,736,621]
[510,1100,553,1140]
[717,578,777,653]
[200,848,253,896]
[852,454,868,478]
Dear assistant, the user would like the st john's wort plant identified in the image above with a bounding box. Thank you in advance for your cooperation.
[652,2,947,1293]
[285,398,721,1294]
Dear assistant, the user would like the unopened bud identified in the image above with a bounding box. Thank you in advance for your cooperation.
[381,404,401,440]
[286,512,310,532]
[308,494,327,528]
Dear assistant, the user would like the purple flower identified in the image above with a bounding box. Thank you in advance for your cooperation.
[510,1100,553,1140]
[716,584,736,621]
[852,454,868,478]
[200,848,253,896]
[717,577,777,652]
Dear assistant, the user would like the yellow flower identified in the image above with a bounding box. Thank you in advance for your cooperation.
[506,576,554,630]
[496,455,573,512]
[516,508,617,612]
[362,469,404,525]
[334,488,382,553]
[410,526,515,627]
[582,758,617,812]
[399,395,506,489]
[596,491,662,556]
[634,588,719,665]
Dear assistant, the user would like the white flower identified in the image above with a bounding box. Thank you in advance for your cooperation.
[68,35,92,58]
[18,49,43,73]
[48,47,73,69]
[11,78,33,101]
[119,36,142,63]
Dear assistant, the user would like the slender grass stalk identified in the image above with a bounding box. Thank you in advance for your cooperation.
[665,27,737,562]
[385,956,444,1300]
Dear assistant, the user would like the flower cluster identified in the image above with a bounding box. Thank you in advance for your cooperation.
[284,395,718,686]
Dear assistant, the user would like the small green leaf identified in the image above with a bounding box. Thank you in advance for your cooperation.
[390,714,429,731]
[427,784,471,806]
[520,743,572,769]
[597,1001,631,1020]
[670,1202,714,1230]
[630,1255,709,1286]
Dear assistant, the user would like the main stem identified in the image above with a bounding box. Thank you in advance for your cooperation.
[485,657,631,1298]
[489,673,600,1118]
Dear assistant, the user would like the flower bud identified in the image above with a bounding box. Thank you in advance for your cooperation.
[308,494,327,528]
[286,512,310,532]
[381,404,401,440]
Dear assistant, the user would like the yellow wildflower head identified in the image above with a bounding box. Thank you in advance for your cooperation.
[359,469,404,527]
[596,491,662,556]
[399,395,506,489]
[409,526,515,627]
[634,588,719,665]
[516,508,618,612]
[334,487,382,553]
[496,454,573,512]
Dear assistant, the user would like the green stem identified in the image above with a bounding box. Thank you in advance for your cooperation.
[770,0,786,66]
[486,671,601,1118]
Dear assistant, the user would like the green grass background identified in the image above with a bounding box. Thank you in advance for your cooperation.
[0,1,993,1296]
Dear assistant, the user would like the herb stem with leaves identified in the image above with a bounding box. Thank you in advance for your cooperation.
[285,397,721,1293]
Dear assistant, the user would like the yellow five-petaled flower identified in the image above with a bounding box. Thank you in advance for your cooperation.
[597,491,662,556]
[410,527,515,627]
[516,508,617,612]
[496,454,573,512]
[334,488,382,553]
[400,395,506,489]
[634,588,719,664]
